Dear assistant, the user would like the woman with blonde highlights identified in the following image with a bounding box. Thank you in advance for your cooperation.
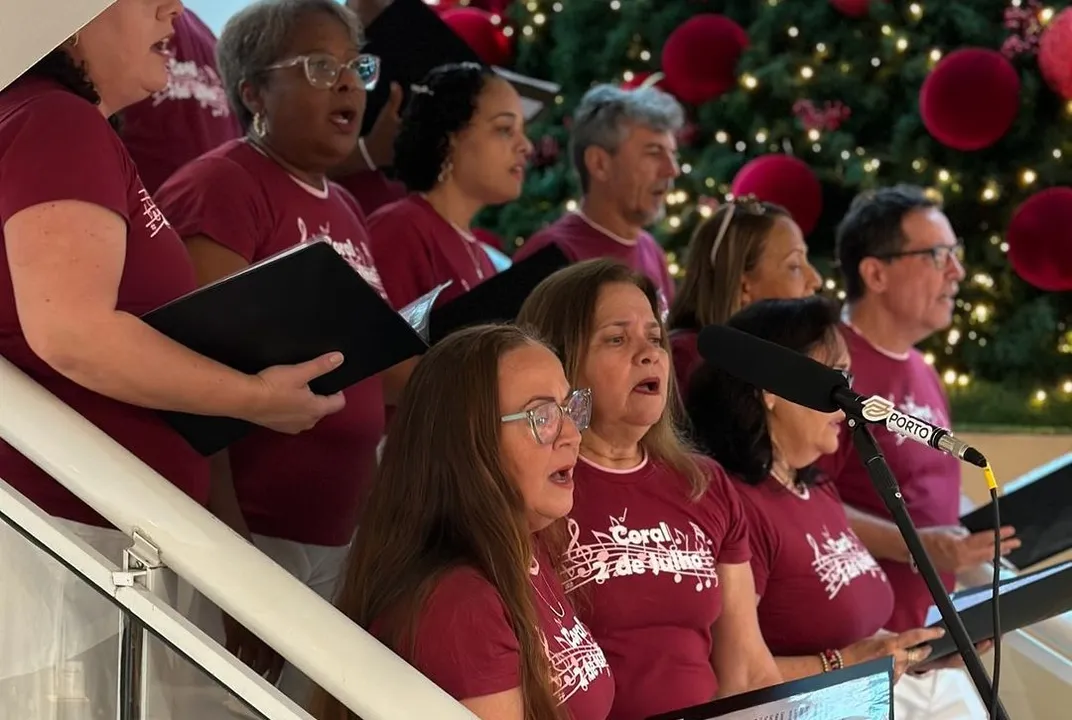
[315,325,613,720]
[667,197,821,396]
[518,260,781,720]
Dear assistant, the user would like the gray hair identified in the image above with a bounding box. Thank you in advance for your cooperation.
[216,0,363,131]
[569,84,685,192]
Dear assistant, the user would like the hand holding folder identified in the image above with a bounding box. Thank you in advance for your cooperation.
[142,239,569,455]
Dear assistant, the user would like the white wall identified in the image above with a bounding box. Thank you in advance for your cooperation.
[183,0,347,35]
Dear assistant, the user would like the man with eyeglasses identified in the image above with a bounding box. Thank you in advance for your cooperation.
[818,185,1022,630]
[815,185,1014,716]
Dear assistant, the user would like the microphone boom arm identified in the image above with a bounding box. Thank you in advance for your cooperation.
[847,418,1007,719]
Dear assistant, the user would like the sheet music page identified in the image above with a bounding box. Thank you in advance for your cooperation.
[399,281,452,341]
[709,674,889,720]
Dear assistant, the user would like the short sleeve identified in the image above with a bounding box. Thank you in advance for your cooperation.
[153,154,271,263]
[409,568,521,700]
[699,457,752,566]
[0,91,131,225]
[367,204,440,309]
[735,490,778,598]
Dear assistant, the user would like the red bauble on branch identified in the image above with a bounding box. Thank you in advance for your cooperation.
[919,48,1020,151]
[442,8,514,67]
[1006,188,1072,291]
[1039,8,1072,99]
[829,0,873,18]
[731,155,823,235]
[660,14,748,105]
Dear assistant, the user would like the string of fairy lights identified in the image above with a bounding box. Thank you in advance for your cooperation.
[452,0,1072,412]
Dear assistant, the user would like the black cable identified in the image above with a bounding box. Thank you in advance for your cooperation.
[986,467,1002,720]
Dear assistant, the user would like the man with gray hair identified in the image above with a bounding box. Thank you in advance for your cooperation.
[513,83,683,307]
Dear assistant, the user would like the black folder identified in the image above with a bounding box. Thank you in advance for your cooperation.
[143,240,568,456]
[646,657,893,720]
[361,0,560,134]
[428,243,569,343]
[922,560,1072,662]
[961,453,1072,569]
[142,239,429,456]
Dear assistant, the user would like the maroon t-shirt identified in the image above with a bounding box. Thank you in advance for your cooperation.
[120,10,241,194]
[562,454,751,720]
[669,328,700,399]
[154,139,387,546]
[367,194,497,310]
[735,476,894,656]
[514,212,676,313]
[335,169,407,216]
[815,322,961,631]
[386,546,615,719]
[0,77,209,525]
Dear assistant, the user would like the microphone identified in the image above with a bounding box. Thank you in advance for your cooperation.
[697,324,988,469]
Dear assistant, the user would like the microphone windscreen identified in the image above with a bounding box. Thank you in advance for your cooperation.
[696,324,845,413]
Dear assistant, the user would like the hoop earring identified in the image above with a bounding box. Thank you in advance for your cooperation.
[68,33,80,48]
[251,112,268,139]
[437,158,454,185]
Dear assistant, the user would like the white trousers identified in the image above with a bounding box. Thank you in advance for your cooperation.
[895,668,989,719]
[0,518,193,719]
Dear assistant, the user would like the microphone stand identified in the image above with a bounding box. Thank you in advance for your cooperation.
[847,418,1008,720]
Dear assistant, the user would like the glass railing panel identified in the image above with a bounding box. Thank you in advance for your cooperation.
[0,507,307,720]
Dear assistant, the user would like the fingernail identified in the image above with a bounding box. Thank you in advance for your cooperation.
[329,353,344,366]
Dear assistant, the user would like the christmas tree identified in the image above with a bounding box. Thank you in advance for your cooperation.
[468,0,1072,427]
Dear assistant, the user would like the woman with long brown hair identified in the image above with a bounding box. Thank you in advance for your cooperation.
[667,196,821,396]
[314,324,613,720]
[518,260,781,720]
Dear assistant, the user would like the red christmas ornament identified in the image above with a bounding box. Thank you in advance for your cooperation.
[829,0,873,18]
[1039,8,1072,100]
[660,14,748,105]
[1006,188,1072,292]
[731,155,823,236]
[442,8,514,67]
[919,48,1020,151]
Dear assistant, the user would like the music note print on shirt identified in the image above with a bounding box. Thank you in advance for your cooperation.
[539,618,611,704]
[563,510,718,594]
[807,526,887,601]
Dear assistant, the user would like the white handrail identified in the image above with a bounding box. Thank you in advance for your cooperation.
[0,357,474,720]
[0,477,311,720]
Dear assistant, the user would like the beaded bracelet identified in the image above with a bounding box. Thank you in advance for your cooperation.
[818,648,845,672]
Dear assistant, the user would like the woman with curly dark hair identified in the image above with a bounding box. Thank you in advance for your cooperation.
[0,2,345,715]
[367,62,533,310]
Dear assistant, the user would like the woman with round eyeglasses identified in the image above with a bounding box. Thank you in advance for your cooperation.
[518,260,782,720]
[154,0,401,708]
[315,325,614,720]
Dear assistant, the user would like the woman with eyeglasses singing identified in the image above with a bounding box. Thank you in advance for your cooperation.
[154,0,397,707]
[517,260,781,720]
[667,197,822,397]
[685,296,947,689]
[315,324,614,720]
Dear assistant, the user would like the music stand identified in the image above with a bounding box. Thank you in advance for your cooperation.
[646,657,893,720]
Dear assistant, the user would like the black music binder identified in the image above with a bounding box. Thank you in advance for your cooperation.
[142,239,431,456]
[361,0,560,133]
[961,453,1072,569]
[922,559,1072,662]
[647,657,893,720]
[428,243,569,343]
